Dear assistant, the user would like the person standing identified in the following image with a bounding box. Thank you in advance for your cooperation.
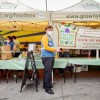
[12,36,20,57]
[5,36,15,51]
[4,36,15,57]
[41,25,61,94]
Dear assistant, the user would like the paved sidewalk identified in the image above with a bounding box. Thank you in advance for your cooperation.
[0,75,100,100]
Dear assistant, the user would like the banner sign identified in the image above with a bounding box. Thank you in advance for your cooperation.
[76,27,100,49]
[0,12,49,21]
[52,12,100,21]
[57,23,100,49]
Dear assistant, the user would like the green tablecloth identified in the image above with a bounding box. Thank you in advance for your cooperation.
[1,57,100,70]
[67,58,100,66]
[0,58,68,70]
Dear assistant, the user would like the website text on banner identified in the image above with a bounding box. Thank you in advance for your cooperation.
[0,12,49,21]
[52,12,100,21]
[57,23,100,49]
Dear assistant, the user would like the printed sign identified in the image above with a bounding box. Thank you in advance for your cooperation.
[76,28,100,49]
[57,23,100,49]
[57,23,77,48]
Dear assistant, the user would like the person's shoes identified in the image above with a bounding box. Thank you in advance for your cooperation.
[45,89,54,94]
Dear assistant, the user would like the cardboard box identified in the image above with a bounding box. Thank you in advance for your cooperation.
[0,45,12,60]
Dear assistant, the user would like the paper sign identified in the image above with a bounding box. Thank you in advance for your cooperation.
[28,43,36,52]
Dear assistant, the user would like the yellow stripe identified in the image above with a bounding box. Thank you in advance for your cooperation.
[3,30,43,37]
[18,35,43,42]
[0,30,10,36]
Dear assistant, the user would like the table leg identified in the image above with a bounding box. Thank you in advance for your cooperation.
[0,70,1,79]
[15,70,18,83]
[6,69,9,83]
[52,71,53,84]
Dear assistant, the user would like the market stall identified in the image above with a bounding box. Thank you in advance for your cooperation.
[0,0,50,52]
[51,0,100,59]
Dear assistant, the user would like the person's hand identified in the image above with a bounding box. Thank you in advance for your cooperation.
[55,48,62,52]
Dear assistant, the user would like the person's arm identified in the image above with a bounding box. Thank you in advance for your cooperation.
[13,44,16,52]
[42,35,55,52]
[12,42,16,52]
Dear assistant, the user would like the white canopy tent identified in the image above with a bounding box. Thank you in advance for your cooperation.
[18,0,100,11]
[0,0,50,21]
[51,0,100,21]
[0,0,100,58]
[18,0,83,11]
[51,0,100,59]
[0,0,100,21]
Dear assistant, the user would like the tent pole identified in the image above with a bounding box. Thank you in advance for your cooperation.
[45,0,47,11]
[49,12,52,25]
[96,49,99,59]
